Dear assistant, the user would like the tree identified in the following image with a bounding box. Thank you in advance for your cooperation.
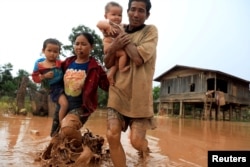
[153,86,160,101]
[62,25,104,64]
[16,76,29,114]
[15,69,30,87]
[98,87,108,108]
[15,69,37,114]
[153,86,160,114]
[0,63,15,96]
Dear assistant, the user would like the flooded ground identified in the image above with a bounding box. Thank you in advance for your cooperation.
[0,109,250,167]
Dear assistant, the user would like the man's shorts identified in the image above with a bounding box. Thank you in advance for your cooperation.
[107,107,157,132]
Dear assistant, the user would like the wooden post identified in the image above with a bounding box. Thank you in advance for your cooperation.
[170,102,173,116]
[215,105,219,121]
[223,110,225,121]
[179,101,183,118]
[229,105,232,121]
[239,106,242,121]
[16,76,29,114]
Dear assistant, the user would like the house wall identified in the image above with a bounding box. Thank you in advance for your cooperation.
[159,69,250,105]
[215,74,250,105]
[160,69,209,97]
[155,66,250,120]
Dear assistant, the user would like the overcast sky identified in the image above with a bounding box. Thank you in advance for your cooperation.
[0,0,249,86]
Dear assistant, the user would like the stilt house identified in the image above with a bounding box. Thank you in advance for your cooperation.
[154,65,250,121]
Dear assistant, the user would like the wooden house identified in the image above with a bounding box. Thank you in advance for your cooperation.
[154,65,250,121]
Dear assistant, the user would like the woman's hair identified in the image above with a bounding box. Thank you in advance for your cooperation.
[42,38,61,51]
[105,1,123,13]
[128,0,151,14]
[73,32,94,46]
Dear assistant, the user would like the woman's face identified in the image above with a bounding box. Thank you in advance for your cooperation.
[73,35,93,59]
[127,1,149,29]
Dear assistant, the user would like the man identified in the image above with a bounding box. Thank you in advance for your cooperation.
[103,0,158,166]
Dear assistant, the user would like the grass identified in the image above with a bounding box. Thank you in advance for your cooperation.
[0,96,32,114]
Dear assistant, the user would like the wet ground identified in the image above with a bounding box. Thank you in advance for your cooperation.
[0,109,250,167]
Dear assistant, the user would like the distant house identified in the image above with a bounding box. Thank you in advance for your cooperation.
[154,65,250,121]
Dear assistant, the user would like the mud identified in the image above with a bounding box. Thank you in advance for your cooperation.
[0,109,250,167]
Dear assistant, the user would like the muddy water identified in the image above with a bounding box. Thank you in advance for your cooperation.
[0,110,250,167]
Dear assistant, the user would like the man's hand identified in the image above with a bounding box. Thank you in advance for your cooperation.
[104,32,130,69]
[107,21,122,37]
[107,26,120,37]
[112,32,130,51]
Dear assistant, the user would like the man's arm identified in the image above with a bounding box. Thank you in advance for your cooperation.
[124,43,143,66]
[103,44,117,69]
[104,33,130,69]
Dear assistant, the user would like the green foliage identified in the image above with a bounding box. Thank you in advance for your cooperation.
[0,96,32,114]
[0,96,16,113]
[1,80,16,96]
[0,63,13,81]
[153,86,160,100]
[0,63,36,97]
[62,25,104,64]
[0,63,15,96]
[153,86,160,114]
[97,87,108,108]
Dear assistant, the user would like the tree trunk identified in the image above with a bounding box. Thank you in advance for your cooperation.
[16,76,29,114]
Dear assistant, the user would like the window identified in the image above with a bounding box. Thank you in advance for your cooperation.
[190,83,195,92]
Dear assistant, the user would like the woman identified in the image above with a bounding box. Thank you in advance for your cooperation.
[50,32,109,136]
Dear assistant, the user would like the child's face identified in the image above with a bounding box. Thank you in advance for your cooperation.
[43,43,60,62]
[105,6,122,24]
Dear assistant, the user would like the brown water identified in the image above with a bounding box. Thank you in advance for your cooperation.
[0,109,250,167]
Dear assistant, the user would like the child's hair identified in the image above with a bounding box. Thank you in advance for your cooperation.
[128,0,151,15]
[73,32,94,46]
[42,38,61,51]
[105,1,123,13]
